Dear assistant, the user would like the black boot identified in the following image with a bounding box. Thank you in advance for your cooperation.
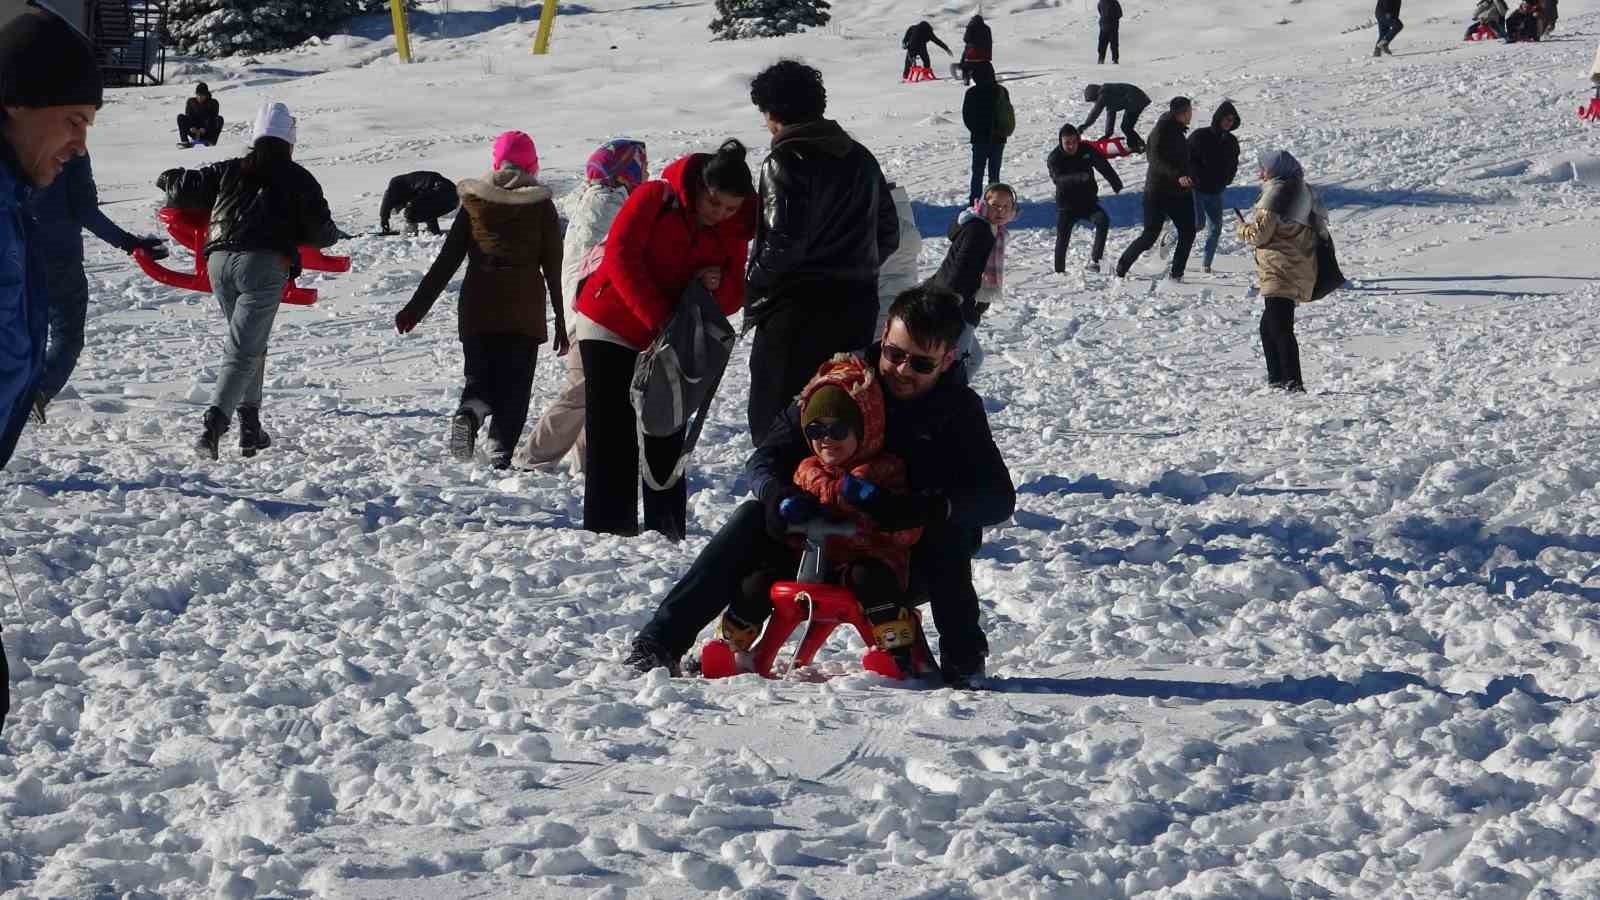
[238,406,271,458]
[195,406,228,460]
[450,407,479,462]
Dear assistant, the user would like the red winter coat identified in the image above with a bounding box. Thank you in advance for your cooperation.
[574,154,756,349]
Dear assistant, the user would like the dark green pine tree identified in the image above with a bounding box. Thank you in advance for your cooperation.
[166,0,378,56]
[710,0,832,41]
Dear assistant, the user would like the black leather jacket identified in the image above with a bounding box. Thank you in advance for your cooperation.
[745,119,899,315]
[158,155,338,270]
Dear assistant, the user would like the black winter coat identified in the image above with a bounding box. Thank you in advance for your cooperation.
[1186,101,1241,195]
[746,119,899,311]
[1505,8,1539,40]
[380,171,459,226]
[158,155,339,271]
[963,17,992,52]
[184,96,220,122]
[930,215,997,309]
[904,21,951,53]
[1081,83,1150,131]
[1099,0,1123,28]
[1375,0,1401,16]
[1144,112,1193,197]
[962,82,1013,144]
[1048,142,1123,213]
[747,342,1016,545]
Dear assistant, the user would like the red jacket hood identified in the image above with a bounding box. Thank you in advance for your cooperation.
[799,355,887,467]
[660,154,757,241]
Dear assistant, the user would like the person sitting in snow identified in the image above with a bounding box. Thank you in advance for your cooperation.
[1504,1,1541,41]
[396,130,566,469]
[929,183,1017,377]
[176,82,223,147]
[1465,0,1509,39]
[378,171,459,236]
[716,355,928,673]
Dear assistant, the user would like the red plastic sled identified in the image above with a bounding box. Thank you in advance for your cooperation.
[1579,93,1600,123]
[133,207,351,306]
[1465,24,1499,41]
[1088,136,1135,159]
[903,65,937,83]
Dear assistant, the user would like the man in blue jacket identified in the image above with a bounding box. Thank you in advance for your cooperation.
[1,4,105,732]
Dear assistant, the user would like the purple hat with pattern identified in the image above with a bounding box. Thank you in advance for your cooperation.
[585,139,649,190]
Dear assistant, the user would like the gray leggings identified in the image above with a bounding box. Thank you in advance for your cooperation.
[208,250,288,417]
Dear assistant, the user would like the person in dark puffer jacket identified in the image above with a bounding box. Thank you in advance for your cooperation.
[1186,99,1241,274]
[157,101,341,460]
[177,83,223,147]
[397,131,565,470]
[1098,0,1123,64]
[1048,123,1123,273]
[1115,97,1197,281]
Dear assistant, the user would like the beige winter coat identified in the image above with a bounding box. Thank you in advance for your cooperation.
[1238,180,1328,304]
[1590,41,1600,81]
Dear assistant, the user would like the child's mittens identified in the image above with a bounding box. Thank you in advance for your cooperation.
[841,474,882,508]
[779,494,822,525]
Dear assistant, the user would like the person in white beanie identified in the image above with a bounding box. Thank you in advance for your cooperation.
[155,101,343,460]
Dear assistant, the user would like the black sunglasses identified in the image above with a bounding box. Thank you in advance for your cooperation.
[881,343,941,374]
[803,420,855,442]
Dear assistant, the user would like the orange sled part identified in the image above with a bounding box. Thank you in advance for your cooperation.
[134,207,350,306]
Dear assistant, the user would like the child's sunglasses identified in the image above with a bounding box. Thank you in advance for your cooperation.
[803,420,855,442]
[881,343,941,374]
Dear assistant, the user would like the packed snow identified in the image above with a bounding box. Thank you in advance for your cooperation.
[4,0,1600,897]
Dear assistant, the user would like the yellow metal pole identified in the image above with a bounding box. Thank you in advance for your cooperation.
[390,0,413,63]
[532,1,557,54]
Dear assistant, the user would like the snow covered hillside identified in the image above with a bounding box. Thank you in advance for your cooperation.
[4,0,1600,896]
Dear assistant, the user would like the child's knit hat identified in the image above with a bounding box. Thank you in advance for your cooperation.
[802,385,863,438]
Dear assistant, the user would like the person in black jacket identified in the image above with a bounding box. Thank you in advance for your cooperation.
[1115,97,1197,281]
[745,61,900,446]
[1098,0,1123,64]
[1048,124,1123,273]
[177,83,223,147]
[379,170,459,235]
[902,20,952,79]
[626,285,1016,686]
[1503,1,1541,41]
[1186,100,1240,274]
[962,63,1013,203]
[157,102,342,460]
[1374,0,1404,55]
[960,15,993,85]
[1081,82,1150,152]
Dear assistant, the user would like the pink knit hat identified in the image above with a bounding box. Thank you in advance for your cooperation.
[491,130,538,175]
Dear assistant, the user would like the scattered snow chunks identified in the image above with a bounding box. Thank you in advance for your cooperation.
[941,828,1027,878]
[754,831,802,866]
[670,852,739,890]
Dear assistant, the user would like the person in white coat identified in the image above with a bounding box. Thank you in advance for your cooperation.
[875,183,921,334]
[513,139,647,471]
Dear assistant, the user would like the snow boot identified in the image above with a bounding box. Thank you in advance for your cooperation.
[1086,258,1102,274]
[624,638,681,676]
[1382,41,1394,56]
[237,406,271,458]
[195,406,228,460]
[450,407,481,462]
[29,392,46,426]
[1373,42,1386,57]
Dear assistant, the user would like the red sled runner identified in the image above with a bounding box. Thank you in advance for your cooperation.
[1088,136,1136,159]
[700,519,937,681]
[133,207,351,306]
[903,65,937,83]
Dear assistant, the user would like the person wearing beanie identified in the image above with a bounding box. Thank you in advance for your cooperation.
[155,100,341,460]
[1238,149,1329,393]
[177,82,223,147]
[377,171,459,236]
[1186,99,1242,274]
[1048,122,1123,274]
[1079,82,1150,152]
[398,130,565,470]
[513,138,648,472]
[714,354,930,675]
[1114,96,1198,282]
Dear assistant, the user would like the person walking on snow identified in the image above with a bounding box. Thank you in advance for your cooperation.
[902,20,952,80]
[1116,97,1197,282]
[960,15,993,85]
[930,184,1017,376]
[177,82,223,147]
[1239,149,1329,393]
[1186,100,1241,274]
[397,131,564,469]
[513,138,648,472]
[1048,123,1123,274]
[29,154,167,425]
[962,63,1015,204]
[157,102,342,461]
[1081,82,1150,152]
[1098,0,1123,64]
[378,171,459,236]
[1374,0,1404,56]
[744,60,900,447]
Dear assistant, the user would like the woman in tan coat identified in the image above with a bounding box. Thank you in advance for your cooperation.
[1237,149,1327,393]
[397,131,566,468]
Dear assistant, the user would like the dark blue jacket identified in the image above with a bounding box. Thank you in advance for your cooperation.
[0,137,48,469]
[31,155,137,265]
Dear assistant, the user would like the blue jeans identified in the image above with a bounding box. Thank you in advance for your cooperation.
[38,262,89,402]
[208,250,289,417]
[970,143,1003,203]
[1194,191,1225,268]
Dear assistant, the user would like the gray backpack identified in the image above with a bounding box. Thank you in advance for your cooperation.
[630,282,737,491]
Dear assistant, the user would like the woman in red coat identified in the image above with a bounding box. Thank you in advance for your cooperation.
[574,140,757,539]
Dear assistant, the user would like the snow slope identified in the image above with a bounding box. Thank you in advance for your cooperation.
[4,0,1600,897]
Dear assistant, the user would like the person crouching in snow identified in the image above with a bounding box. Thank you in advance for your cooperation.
[716,355,926,672]
[396,130,566,469]
[514,138,647,472]
[1238,149,1328,394]
[929,183,1016,376]
[157,101,342,460]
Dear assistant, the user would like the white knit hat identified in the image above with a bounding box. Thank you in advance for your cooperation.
[251,101,297,146]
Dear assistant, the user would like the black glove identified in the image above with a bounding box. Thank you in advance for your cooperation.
[129,235,168,260]
[841,475,949,532]
[762,487,809,540]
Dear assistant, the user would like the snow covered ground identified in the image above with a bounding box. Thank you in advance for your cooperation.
[4,0,1600,896]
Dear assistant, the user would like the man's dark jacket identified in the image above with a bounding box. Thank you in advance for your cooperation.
[963,16,992,52]
[746,119,899,312]
[904,21,951,53]
[1099,0,1123,29]
[1081,83,1150,130]
[1144,111,1194,197]
[748,342,1015,551]
[33,155,137,262]
[961,80,1012,145]
[1375,0,1402,16]
[1048,141,1122,213]
[1186,101,1241,195]
[158,156,339,270]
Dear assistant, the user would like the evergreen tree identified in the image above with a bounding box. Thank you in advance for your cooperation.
[710,0,831,41]
[166,0,383,57]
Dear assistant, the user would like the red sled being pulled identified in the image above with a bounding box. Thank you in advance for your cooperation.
[700,519,938,681]
[1088,136,1136,160]
[134,207,351,306]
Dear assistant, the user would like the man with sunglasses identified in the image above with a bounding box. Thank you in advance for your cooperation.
[627,285,1015,687]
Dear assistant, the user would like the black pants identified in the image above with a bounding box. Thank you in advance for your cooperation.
[747,290,877,446]
[1260,297,1303,390]
[903,46,932,78]
[581,339,688,538]
[1055,205,1110,269]
[969,142,1004,203]
[637,500,988,675]
[461,333,538,461]
[177,113,223,144]
[1117,189,1197,278]
[1097,26,1119,63]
